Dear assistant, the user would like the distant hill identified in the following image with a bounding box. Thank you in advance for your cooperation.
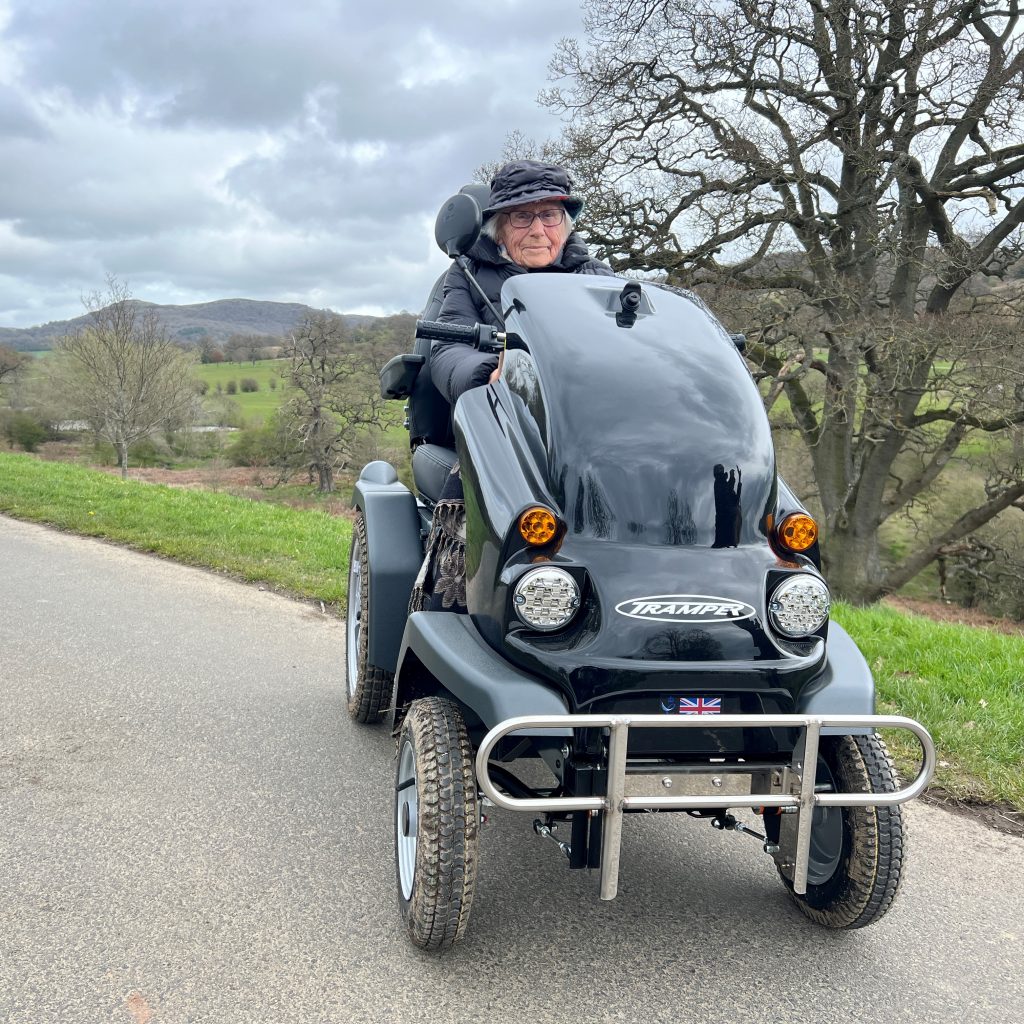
[0,298,376,352]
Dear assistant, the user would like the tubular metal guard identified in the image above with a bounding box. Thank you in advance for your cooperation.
[474,713,934,899]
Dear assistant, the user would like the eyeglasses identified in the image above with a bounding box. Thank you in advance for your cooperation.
[506,208,566,229]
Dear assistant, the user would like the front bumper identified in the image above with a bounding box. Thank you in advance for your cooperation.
[475,713,934,899]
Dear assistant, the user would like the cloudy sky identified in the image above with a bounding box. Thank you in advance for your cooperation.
[0,0,584,327]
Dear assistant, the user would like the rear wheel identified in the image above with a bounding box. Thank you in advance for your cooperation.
[345,513,393,723]
[395,697,479,950]
[779,733,905,929]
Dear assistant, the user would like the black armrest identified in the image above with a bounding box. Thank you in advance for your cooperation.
[379,353,425,400]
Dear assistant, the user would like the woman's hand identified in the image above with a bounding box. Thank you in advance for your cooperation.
[488,350,505,384]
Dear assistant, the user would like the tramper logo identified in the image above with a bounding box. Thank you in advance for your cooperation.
[614,594,756,623]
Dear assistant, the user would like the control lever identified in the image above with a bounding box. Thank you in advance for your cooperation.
[616,281,643,328]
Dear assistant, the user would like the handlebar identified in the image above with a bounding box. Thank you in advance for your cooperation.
[415,319,504,354]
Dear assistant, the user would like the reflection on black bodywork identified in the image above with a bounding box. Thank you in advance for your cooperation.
[712,463,742,548]
[571,471,615,538]
[639,627,724,661]
[666,488,697,546]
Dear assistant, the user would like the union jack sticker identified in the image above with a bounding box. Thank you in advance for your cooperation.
[661,695,723,715]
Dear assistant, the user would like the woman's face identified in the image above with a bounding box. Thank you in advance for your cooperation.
[497,201,570,268]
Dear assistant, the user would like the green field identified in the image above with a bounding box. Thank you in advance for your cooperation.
[193,359,289,424]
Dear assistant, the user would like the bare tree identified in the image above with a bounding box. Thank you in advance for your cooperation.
[56,278,199,478]
[543,0,1024,601]
[0,345,26,385]
[281,312,386,493]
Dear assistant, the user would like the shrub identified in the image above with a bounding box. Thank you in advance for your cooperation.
[195,379,210,395]
[225,380,237,395]
[2,411,49,452]
[226,425,281,466]
[268,376,277,391]
[240,377,259,393]
[128,437,171,467]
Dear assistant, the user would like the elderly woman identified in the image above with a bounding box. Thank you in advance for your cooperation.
[431,159,615,406]
[412,160,615,615]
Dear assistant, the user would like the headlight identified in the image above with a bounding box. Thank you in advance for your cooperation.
[513,567,580,631]
[768,575,830,638]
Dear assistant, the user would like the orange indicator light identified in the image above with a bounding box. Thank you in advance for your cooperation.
[519,507,558,546]
[777,513,818,552]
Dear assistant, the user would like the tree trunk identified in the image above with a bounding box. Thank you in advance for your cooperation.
[316,463,334,493]
[118,441,129,480]
[820,524,887,604]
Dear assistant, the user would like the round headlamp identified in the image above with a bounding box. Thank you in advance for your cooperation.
[768,575,830,638]
[512,567,580,631]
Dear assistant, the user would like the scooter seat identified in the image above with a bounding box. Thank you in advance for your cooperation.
[412,443,458,505]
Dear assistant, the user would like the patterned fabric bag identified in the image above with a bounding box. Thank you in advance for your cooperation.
[409,462,467,614]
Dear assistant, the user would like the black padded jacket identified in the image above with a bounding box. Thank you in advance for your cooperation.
[432,232,615,406]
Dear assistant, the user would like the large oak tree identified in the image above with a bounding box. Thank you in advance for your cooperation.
[543,0,1024,601]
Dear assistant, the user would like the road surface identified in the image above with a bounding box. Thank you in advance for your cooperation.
[1,516,1021,1023]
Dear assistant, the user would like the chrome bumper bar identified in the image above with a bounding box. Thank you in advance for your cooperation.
[474,714,934,899]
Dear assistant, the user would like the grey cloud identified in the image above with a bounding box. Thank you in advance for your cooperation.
[0,85,47,139]
[0,124,236,242]
[0,0,583,327]
[8,1,577,138]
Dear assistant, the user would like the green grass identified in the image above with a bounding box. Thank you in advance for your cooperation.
[833,602,1024,810]
[0,452,350,604]
[194,360,288,424]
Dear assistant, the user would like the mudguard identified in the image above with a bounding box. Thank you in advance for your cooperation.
[395,611,571,735]
[352,461,423,674]
[796,622,876,735]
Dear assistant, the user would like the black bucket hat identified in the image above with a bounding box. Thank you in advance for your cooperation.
[483,159,585,221]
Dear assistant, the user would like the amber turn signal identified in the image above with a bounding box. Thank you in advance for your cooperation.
[519,507,559,546]
[776,512,818,552]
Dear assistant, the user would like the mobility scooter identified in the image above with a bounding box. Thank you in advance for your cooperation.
[347,191,934,950]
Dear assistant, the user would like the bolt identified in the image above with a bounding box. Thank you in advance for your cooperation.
[764,842,780,855]
[661,777,673,789]
[712,777,723,788]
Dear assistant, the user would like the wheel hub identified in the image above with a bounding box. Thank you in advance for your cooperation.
[396,740,418,901]
[806,755,843,886]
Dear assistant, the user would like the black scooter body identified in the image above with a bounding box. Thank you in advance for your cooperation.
[360,272,873,762]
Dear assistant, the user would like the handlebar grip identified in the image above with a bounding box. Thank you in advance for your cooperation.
[414,319,480,343]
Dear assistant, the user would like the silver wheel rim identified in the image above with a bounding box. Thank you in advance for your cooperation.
[346,531,362,699]
[807,755,843,885]
[397,739,418,900]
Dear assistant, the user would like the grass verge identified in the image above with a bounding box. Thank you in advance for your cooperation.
[833,602,1024,815]
[0,452,350,604]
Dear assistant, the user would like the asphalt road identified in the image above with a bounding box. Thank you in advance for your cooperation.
[2,515,1022,1024]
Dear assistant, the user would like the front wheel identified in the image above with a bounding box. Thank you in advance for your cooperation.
[395,698,479,950]
[778,733,905,929]
[345,512,393,723]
